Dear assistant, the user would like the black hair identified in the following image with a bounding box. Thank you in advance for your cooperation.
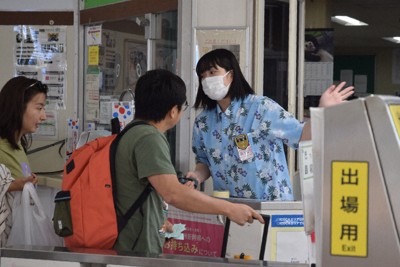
[194,48,254,110]
[134,69,187,122]
[0,76,48,150]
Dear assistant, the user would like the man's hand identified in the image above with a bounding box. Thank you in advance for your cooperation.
[163,220,174,233]
[185,171,202,188]
[226,203,265,226]
[319,81,354,108]
[186,163,211,185]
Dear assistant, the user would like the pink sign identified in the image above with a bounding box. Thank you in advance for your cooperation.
[163,208,225,257]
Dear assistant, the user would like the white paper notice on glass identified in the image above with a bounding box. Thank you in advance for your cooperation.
[354,75,368,93]
[85,72,100,121]
[392,48,400,84]
[304,62,333,96]
[340,69,353,85]
[86,25,102,46]
[33,110,58,140]
[298,140,315,235]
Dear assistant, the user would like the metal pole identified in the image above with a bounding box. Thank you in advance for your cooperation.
[287,0,298,185]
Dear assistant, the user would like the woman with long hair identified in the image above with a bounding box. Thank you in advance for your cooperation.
[0,76,48,245]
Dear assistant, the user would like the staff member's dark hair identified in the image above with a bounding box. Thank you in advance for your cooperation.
[194,48,254,110]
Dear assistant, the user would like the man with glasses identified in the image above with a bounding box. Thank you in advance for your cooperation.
[113,69,264,254]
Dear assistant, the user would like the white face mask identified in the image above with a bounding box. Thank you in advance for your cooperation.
[201,71,231,101]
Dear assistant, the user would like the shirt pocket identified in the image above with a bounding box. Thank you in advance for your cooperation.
[245,132,272,171]
[233,132,259,165]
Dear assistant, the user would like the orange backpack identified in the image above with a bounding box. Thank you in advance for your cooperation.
[55,121,152,249]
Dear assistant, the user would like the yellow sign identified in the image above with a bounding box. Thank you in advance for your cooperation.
[88,45,99,66]
[389,105,400,139]
[331,161,368,257]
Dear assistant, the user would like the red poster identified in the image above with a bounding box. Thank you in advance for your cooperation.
[163,207,225,257]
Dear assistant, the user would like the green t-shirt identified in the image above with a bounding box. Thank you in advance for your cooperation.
[113,121,176,254]
[0,137,31,178]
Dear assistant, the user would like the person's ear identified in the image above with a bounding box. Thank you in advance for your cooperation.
[169,105,179,119]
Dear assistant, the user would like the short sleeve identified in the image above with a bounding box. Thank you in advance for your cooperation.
[192,116,210,166]
[134,133,176,179]
[260,98,304,149]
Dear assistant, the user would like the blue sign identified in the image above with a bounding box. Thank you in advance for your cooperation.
[271,215,304,227]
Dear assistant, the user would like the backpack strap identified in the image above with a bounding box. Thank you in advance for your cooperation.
[109,120,154,233]
[111,117,121,134]
[117,183,153,232]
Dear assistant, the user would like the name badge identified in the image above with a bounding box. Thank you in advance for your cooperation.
[234,134,254,161]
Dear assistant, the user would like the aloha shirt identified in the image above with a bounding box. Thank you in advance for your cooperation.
[192,94,304,200]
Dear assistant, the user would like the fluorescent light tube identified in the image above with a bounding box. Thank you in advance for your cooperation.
[382,37,400,44]
[331,16,368,26]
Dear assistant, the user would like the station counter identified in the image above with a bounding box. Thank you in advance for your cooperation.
[37,171,63,189]
[35,173,309,264]
[167,199,308,263]
[0,245,309,267]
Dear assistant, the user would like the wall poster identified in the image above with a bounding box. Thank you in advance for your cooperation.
[124,40,147,91]
[195,28,248,75]
[32,110,58,141]
[194,28,249,102]
[100,30,119,93]
[304,29,334,96]
[163,206,225,257]
[85,67,101,122]
[13,25,67,111]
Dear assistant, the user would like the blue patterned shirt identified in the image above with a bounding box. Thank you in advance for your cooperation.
[192,95,304,201]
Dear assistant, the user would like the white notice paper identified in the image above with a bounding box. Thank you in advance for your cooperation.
[354,75,368,93]
[340,69,353,85]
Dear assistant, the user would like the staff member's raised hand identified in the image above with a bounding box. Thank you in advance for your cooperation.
[319,81,354,108]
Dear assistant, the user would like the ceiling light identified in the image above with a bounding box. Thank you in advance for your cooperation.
[382,37,400,44]
[331,16,368,26]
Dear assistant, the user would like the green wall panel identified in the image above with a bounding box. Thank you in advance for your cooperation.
[334,55,375,94]
[84,0,125,9]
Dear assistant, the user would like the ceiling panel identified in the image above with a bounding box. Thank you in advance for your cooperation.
[331,0,400,48]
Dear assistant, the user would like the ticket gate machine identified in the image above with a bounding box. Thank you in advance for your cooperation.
[310,95,400,266]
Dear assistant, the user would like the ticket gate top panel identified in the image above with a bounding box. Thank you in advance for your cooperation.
[310,95,400,267]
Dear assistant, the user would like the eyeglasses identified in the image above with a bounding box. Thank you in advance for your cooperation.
[183,100,189,111]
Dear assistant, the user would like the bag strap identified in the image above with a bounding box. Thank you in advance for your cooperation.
[117,183,153,232]
[109,120,154,233]
[110,117,121,134]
